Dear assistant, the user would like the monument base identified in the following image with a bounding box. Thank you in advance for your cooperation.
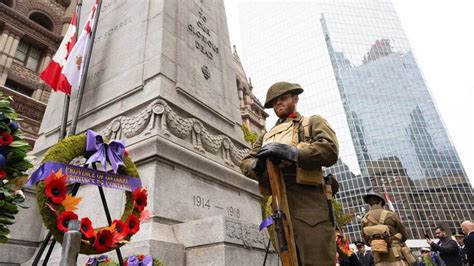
[25,215,277,265]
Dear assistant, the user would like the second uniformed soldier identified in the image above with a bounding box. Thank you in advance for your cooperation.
[361,190,412,266]
[241,81,339,265]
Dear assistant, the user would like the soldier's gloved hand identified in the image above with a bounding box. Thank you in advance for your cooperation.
[251,157,266,174]
[255,143,298,163]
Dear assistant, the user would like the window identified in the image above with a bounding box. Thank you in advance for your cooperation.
[29,12,54,31]
[14,40,42,71]
[4,79,34,97]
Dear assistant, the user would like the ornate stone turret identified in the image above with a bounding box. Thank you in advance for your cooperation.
[233,45,268,136]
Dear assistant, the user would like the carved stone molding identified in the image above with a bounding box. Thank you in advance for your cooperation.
[2,24,26,38]
[225,219,267,249]
[0,85,46,121]
[101,99,250,168]
[10,61,41,86]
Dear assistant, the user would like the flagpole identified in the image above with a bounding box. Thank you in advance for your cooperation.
[59,0,82,139]
[34,2,84,264]
[68,0,102,136]
[382,183,396,212]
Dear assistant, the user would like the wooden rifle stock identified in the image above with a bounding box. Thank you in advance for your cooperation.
[266,159,299,266]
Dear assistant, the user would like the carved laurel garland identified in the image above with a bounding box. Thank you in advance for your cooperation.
[101,99,250,167]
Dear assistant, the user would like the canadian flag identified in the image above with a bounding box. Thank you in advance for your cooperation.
[39,1,98,94]
[61,1,98,93]
[39,13,77,93]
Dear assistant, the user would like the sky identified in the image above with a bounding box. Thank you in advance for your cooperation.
[224,0,474,186]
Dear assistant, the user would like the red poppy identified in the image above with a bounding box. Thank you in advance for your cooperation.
[132,187,148,212]
[0,169,6,180]
[80,217,94,238]
[288,112,298,118]
[126,214,140,235]
[93,229,115,253]
[0,133,13,146]
[57,211,78,232]
[137,254,145,261]
[111,219,128,241]
[44,171,67,204]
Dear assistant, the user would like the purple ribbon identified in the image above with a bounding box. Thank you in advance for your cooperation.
[26,161,142,191]
[259,216,274,231]
[86,257,98,266]
[86,255,108,266]
[86,129,125,173]
[97,255,109,262]
[127,255,139,266]
[142,255,153,266]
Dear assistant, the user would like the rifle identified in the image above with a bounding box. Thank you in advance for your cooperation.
[266,159,299,266]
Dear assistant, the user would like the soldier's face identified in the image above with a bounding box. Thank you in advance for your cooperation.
[272,93,298,118]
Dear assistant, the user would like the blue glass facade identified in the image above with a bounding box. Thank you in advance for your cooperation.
[237,1,473,242]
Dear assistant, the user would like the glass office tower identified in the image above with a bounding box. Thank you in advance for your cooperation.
[236,1,473,242]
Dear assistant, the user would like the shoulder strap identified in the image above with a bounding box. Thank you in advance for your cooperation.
[363,212,380,225]
[302,116,310,139]
[361,213,370,224]
[379,210,389,224]
[296,116,310,143]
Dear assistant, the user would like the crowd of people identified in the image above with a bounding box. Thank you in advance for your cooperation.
[421,221,474,266]
[337,220,474,266]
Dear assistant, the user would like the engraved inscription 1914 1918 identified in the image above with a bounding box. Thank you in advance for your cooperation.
[192,194,242,218]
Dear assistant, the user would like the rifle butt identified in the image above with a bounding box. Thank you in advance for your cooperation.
[266,159,299,266]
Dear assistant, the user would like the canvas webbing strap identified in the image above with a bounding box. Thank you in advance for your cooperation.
[379,210,389,224]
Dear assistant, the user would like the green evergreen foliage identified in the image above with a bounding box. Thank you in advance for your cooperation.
[0,93,32,243]
[332,198,353,231]
[241,124,258,145]
[261,196,276,248]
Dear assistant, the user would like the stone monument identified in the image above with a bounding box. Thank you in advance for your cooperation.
[1,0,277,265]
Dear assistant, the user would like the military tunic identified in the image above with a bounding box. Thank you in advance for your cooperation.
[241,113,339,265]
[361,206,409,266]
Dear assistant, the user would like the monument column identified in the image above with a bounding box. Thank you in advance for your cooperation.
[17,0,278,265]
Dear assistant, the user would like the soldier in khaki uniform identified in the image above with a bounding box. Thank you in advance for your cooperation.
[361,191,411,266]
[240,81,339,265]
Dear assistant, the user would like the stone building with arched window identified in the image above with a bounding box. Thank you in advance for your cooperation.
[0,0,73,146]
[233,45,268,136]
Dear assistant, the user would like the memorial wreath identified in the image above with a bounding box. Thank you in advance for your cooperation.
[28,130,149,254]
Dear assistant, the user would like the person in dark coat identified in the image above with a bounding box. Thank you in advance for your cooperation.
[454,231,468,265]
[354,241,375,266]
[461,221,474,266]
[427,226,461,266]
[339,254,363,266]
